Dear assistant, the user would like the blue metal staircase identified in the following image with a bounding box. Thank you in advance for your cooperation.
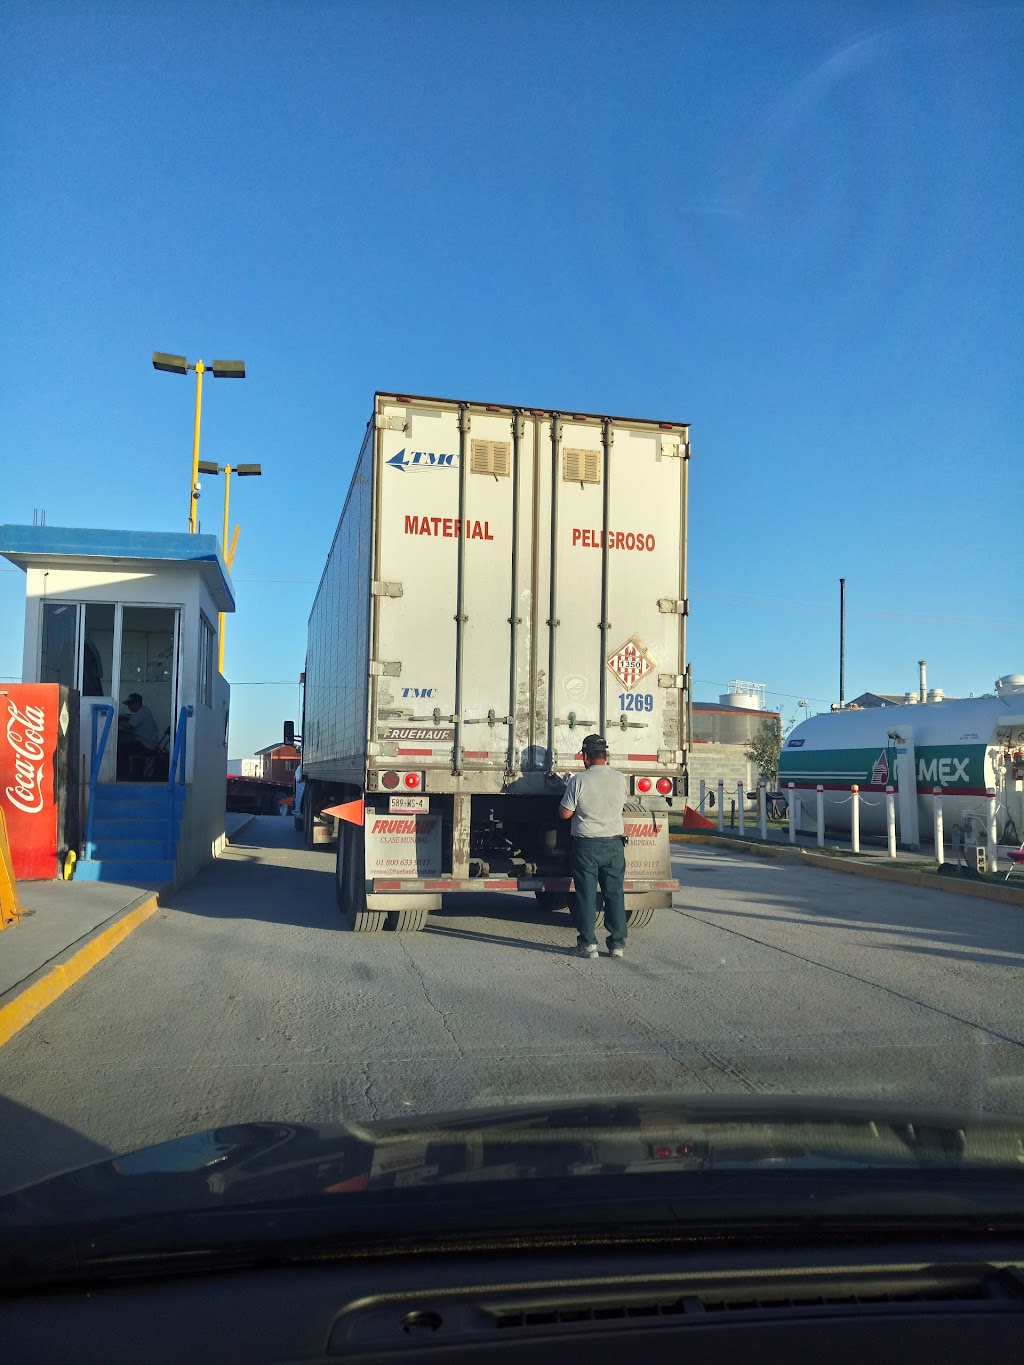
[77,702,192,887]
[77,784,185,884]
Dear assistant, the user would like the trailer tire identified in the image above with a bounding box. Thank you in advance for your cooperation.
[336,819,383,931]
[386,907,429,932]
[534,891,572,914]
[625,904,657,930]
[303,795,315,849]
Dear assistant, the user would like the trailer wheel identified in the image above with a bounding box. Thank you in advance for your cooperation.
[535,891,572,913]
[336,820,383,931]
[303,796,315,849]
[625,904,657,930]
[593,901,658,930]
[386,907,429,932]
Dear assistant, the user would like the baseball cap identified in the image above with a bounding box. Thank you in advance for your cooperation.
[581,733,608,756]
[126,693,143,705]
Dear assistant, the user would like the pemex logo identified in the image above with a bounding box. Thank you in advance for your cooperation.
[870,750,889,785]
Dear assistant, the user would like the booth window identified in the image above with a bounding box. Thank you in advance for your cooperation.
[199,616,215,707]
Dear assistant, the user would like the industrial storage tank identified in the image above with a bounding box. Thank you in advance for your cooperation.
[778,680,1024,844]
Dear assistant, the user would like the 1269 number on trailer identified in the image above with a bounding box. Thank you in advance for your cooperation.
[619,693,654,712]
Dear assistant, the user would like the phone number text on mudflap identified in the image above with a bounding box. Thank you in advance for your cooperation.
[572,529,656,551]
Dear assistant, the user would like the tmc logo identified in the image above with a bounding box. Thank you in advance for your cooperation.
[386,448,458,473]
[402,688,434,698]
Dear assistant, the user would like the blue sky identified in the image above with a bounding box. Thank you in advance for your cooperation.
[2,0,1020,754]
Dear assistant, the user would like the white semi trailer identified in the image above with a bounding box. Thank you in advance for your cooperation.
[301,391,693,930]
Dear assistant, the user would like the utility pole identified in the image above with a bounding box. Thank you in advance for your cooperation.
[839,577,846,708]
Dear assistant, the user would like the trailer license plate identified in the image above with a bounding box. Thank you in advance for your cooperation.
[389,795,429,813]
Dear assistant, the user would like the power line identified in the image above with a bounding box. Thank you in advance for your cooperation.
[699,590,1022,631]
[693,678,834,706]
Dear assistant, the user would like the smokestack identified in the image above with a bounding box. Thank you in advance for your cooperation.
[918,659,927,704]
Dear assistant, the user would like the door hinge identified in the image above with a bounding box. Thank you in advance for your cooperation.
[370,660,402,677]
[658,748,684,765]
[659,435,686,458]
[658,673,686,688]
[372,580,403,598]
[658,598,688,615]
[376,413,408,432]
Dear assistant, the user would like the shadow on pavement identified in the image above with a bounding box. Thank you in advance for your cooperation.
[165,855,338,931]
[425,925,568,956]
[0,1096,112,1196]
[674,849,1024,971]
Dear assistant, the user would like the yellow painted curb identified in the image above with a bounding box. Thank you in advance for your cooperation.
[0,894,160,1049]
[669,833,1024,908]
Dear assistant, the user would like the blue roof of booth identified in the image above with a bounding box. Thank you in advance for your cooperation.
[0,526,235,612]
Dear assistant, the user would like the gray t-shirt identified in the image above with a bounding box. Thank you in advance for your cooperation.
[128,704,159,751]
[560,765,627,838]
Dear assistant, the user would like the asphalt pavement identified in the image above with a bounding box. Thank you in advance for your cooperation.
[2,815,1024,1193]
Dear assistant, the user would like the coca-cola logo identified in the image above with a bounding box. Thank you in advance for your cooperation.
[5,700,46,814]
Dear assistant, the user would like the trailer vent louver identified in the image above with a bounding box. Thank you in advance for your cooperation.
[563,448,602,484]
[470,439,511,477]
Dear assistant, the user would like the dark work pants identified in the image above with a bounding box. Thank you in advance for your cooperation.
[570,836,628,950]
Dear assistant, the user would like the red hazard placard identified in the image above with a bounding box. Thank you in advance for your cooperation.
[608,636,656,690]
[0,684,60,880]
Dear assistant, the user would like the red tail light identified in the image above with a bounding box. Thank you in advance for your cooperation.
[382,771,400,790]
[654,1145,672,1158]
[635,777,652,794]
[656,777,673,795]
[404,772,421,789]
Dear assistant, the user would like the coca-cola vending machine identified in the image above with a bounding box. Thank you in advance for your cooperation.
[0,684,80,881]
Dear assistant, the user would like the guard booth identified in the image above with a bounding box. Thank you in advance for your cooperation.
[0,526,234,887]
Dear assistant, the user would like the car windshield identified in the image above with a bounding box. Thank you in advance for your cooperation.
[1,1,1022,1241]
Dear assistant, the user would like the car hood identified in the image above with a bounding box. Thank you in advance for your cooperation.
[4,1094,1023,1222]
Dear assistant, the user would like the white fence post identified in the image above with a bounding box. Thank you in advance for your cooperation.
[759,781,767,840]
[850,784,860,854]
[788,783,796,844]
[699,778,706,814]
[737,780,745,836]
[933,787,944,866]
[987,787,998,872]
[815,784,824,848]
[717,779,724,833]
[885,786,897,858]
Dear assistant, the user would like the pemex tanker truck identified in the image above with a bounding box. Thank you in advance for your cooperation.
[779,674,1024,849]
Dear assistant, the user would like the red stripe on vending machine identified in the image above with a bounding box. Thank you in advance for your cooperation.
[0,684,78,881]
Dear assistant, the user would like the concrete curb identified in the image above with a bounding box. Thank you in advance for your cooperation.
[225,814,257,844]
[0,890,162,1049]
[670,833,1024,908]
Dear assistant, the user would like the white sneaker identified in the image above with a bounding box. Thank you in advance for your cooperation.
[609,947,624,958]
[574,943,599,959]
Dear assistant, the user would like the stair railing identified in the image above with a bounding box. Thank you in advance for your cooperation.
[167,705,194,860]
[84,704,114,852]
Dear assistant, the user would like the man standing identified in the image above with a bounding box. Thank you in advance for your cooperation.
[559,734,629,959]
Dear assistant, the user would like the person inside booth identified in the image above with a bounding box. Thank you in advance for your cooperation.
[118,693,160,779]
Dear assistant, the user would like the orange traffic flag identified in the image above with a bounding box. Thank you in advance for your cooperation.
[322,799,364,826]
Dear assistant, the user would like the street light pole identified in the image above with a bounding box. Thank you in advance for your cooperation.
[198,460,262,673]
[222,462,232,557]
[189,360,205,534]
[152,352,246,534]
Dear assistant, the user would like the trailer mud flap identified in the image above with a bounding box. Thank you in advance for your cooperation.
[364,805,442,879]
[623,812,672,881]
